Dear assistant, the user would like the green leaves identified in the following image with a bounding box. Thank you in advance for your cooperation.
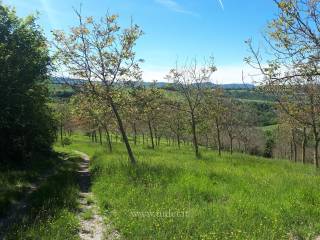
[0,3,55,162]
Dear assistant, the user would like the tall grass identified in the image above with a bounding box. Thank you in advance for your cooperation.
[0,152,62,217]
[2,152,80,240]
[67,134,320,239]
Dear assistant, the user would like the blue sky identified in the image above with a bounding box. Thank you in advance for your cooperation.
[3,0,278,83]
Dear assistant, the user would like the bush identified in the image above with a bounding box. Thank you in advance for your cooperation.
[0,4,56,164]
[62,138,72,146]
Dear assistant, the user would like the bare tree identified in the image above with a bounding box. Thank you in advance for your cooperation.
[246,0,320,167]
[52,10,143,164]
[203,88,226,156]
[166,58,216,158]
[222,98,240,154]
[165,100,187,149]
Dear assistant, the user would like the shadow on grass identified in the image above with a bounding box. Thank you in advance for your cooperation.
[0,152,67,217]
[0,153,81,240]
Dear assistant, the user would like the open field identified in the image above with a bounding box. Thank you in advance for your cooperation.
[62,134,320,239]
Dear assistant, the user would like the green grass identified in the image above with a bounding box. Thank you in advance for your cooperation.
[1,151,81,240]
[81,208,94,220]
[0,152,64,217]
[65,134,320,240]
[260,124,279,132]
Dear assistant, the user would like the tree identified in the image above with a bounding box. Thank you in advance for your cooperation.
[166,58,216,158]
[222,98,240,154]
[52,10,143,164]
[164,99,187,149]
[246,0,320,167]
[0,4,56,163]
[130,84,164,149]
[54,100,72,146]
[203,88,226,156]
[71,90,114,152]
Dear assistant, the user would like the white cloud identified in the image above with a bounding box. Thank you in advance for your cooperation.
[155,0,198,16]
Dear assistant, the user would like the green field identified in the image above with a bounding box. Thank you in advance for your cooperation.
[62,134,320,240]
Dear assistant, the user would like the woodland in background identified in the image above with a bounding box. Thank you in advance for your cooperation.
[52,80,316,166]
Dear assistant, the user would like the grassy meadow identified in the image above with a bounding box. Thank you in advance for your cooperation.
[63,134,320,240]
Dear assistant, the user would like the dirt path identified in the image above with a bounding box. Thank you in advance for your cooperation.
[75,151,121,240]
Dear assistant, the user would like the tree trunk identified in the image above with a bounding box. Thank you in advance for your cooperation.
[104,126,112,153]
[60,120,64,147]
[290,141,293,161]
[98,127,102,145]
[109,96,136,164]
[148,120,155,149]
[177,134,181,149]
[154,127,158,146]
[315,138,319,168]
[309,94,319,168]
[191,113,200,158]
[302,127,307,164]
[293,142,297,162]
[215,118,221,156]
[229,133,233,155]
[133,122,137,145]
[205,134,209,149]
[292,129,297,162]
[95,131,98,143]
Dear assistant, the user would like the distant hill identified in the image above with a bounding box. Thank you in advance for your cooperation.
[143,81,254,89]
[51,77,85,85]
[51,77,254,90]
[216,83,255,89]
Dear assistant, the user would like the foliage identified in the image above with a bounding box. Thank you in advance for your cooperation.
[246,0,320,167]
[264,130,275,158]
[62,137,72,146]
[52,9,144,164]
[0,3,56,163]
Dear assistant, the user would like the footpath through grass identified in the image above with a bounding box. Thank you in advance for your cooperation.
[0,150,81,240]
[65,134,320,240]
[0,152,60,217]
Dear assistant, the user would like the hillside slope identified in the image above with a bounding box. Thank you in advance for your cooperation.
[65,135,320,240]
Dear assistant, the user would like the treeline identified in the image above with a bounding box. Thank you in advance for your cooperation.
[57,83,267,157]
[50,81,278,127]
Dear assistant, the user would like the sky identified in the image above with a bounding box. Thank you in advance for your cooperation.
[3,0,278,83]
